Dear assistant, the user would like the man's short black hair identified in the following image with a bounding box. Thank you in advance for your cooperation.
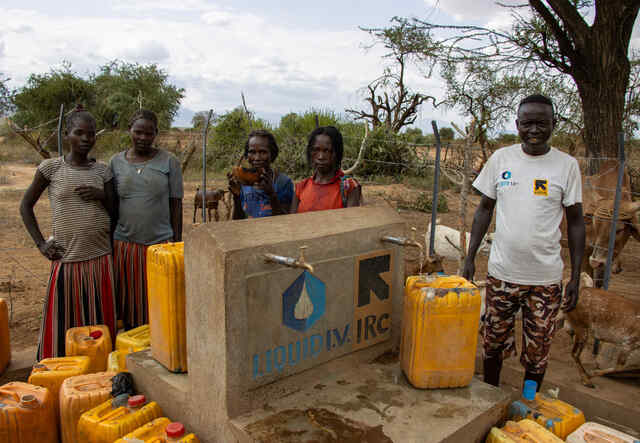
[244,129,279,161]
[306,126,344,168]
[518,94,555,118]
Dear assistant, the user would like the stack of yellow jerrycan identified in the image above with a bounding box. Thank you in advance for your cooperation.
[486,419,563,442]
[59,371,116,443]
[65,325,112,373]
[507,380,585,439]
[0,382,57,443]
[566,422,639,442]
[0,298,10,375]
[147,242,188,373]
[77,393,162,442]
[113,324,152,371]
[28,355,91,418]
[115,417,200,442]
[401,275,481,388]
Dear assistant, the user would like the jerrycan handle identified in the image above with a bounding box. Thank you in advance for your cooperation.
[0,389,21,402]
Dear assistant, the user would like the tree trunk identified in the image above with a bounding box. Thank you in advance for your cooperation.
[561,0,635,171]
[575,62,628,171]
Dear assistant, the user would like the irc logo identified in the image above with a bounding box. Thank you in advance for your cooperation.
[533,179,548,196]
[502,170,512,179]
[282,271,326,332]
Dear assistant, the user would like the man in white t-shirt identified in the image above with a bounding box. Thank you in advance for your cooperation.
[463,94,585,391]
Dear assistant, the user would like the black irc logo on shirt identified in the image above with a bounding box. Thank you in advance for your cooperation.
[533,179,548,196]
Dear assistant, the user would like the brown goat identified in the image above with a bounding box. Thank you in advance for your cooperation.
[564,282,640,387]
[193,188,229,223]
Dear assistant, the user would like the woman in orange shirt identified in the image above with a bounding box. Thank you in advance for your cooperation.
[291,126,361,213]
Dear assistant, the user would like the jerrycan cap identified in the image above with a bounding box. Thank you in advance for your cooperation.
[89,330,103,339]
[112,393,130,407]
[20,394,39,408]
[166,422,186,437]
[523,380,537,400]
[128,394,146,407]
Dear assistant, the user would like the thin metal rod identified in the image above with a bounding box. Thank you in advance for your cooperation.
[201,109,213,223]
[57,104,64,157]
[429,121,442,257]
[603,133,626,290]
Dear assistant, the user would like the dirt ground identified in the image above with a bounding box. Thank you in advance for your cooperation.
[1,160,639,371]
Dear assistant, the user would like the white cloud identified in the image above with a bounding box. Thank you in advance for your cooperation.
[423,0,515,23]
[121,41,171,63]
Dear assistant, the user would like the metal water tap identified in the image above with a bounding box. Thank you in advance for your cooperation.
[381,227,423,249]
[264,245,314,273]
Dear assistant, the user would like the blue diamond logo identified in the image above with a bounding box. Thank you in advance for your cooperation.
[282,271,326,332]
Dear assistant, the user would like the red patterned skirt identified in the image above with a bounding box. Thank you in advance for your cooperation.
[113,240,151,330]
[37,254,116,360]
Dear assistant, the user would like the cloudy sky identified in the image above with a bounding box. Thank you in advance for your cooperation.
[1,1,638,132]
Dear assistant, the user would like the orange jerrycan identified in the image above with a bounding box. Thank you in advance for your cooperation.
[0,382,57,443]
[28,355,91,417]
[59,371,115,443]
[77,393,162,443]
[115,417,201,442]
[486,419,563,442]
[65,325,112,373]
[147,242,188,373]
[0,298,10,375]
[107,350,127,372]
[401,275,481,388]
[507,393,585,439]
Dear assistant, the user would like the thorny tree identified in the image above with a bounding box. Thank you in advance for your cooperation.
[373,0,640,164]
[347,22,437,133]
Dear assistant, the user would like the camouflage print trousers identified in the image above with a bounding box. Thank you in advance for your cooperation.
[483,275,562,374]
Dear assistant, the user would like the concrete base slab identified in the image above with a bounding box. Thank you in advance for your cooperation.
[126,349,191,426]
[230,361,510,443]
[0,346,36,385]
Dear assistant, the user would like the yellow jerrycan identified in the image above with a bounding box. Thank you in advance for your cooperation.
[65,325,112,373]
[59,371,116,443]
[486,419,564,442]
[116,324,151,352]
[115,417,201,442]
[507,392,585,439]
[0,298,10,375]
[147,242,188,373]
[401,275,481,388]
[107,350,127,372]
[115,324,151,368]
[0,382,58,443]
[28,355,91,417]
[77,393,162,443]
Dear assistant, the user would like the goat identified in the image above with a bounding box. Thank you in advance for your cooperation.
[193,188,230,223]
[562,273,640,387]
[424,222,492,261]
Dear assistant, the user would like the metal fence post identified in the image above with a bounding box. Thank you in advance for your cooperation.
[201,109,213,223]
[602,133,626,290]
[57,104,64,157]
[429,121,442,257]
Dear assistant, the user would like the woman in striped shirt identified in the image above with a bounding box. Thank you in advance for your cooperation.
[20,107,117,360]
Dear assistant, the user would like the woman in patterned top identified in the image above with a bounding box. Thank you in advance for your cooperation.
[291,126,361,213]
[228,129,293,219]
[110,110,183,330]
[20,107,117,359]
